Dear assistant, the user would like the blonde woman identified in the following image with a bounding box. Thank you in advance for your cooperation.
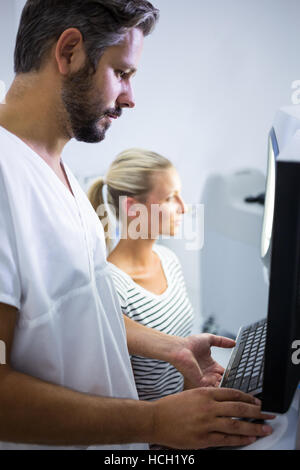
[88,148,214,402]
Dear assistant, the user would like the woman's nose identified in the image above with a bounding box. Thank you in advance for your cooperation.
[177,196,186,214]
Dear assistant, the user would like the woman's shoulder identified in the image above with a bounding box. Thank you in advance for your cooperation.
[108,261,132,293]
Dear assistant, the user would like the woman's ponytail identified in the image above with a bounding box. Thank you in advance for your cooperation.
[88,177,114,250]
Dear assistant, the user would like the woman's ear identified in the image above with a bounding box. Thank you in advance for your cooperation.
[119,196,134,219]
[126,196,140,218]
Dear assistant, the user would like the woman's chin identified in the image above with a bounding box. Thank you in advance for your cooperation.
[159,228,178,238]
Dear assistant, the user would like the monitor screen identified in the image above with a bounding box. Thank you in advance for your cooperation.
[261,124,300,413]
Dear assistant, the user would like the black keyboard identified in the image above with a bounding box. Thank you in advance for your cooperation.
[220,318,267,395]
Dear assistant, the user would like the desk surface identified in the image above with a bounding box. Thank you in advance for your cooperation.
[211,347,300,450]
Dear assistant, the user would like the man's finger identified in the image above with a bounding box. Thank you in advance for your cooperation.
[200,373,223,387]
[209,334,236,349]
[205,432,257,448]
[211,387,260,405]
[214,417,273,437]
[216,402,276,421]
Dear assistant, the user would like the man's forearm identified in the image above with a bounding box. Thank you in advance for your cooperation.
[124,315,183,362]
[0,365,154,446]
[123,316,207,387]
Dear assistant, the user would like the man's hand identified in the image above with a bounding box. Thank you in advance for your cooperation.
[124,316,235,388]
[169,333,235,388]
[151,388,275,450]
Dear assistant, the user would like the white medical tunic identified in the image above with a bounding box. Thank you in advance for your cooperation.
[0,126,148,450]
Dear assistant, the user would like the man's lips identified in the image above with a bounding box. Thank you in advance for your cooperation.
[98,109,122,126]
[106,108,122,119]
[107,113,119,119]
[102,112,121,124]
[104,115,117,125]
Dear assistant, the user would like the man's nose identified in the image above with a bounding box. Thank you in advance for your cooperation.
[117,82,135,109]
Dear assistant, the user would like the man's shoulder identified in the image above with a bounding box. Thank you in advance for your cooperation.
[0,126,28,167]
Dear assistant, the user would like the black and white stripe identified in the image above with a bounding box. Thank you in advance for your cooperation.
[108,244,194,401]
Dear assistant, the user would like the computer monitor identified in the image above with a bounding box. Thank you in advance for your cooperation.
[261,105,300,413]
[260,127,279,273]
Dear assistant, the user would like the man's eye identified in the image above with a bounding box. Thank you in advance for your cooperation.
[116,70,127,79]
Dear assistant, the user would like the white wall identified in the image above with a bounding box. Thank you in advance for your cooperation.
[0,1,15,97]
[2,0,300,332]
[67,0,300,200]
[10,1,300,193]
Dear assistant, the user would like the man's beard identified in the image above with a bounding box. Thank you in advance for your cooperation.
[61,62,121,143]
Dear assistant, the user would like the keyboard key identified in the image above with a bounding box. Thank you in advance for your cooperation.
[232,349,245,369]
[226,381,235,388]
[233,378,242,389]
[242,375,250,385]
[249,378,258,389]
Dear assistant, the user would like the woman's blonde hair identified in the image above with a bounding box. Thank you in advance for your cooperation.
[88,148,173,250]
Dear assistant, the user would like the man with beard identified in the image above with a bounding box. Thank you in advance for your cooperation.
[0,0,274,450]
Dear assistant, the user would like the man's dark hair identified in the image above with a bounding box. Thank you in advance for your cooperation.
[14,0,159,74]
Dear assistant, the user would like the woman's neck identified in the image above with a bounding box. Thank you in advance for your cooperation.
[108,237,157,270]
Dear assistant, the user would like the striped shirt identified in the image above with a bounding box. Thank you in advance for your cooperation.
[108,244,194,401]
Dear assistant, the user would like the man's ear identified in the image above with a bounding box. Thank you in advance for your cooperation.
[55,28,86,75]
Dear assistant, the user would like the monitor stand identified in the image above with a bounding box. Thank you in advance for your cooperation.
[212,349,300,450]
[235,386,300,450]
